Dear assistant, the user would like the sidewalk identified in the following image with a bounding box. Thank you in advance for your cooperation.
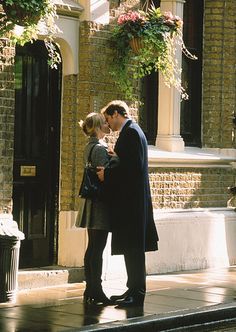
[0,266,236,331]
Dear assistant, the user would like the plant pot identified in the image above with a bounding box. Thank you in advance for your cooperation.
[129,38,144,54]
[3,3,41,26]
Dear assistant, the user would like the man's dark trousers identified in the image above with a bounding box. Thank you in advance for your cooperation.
[124,248,146,296]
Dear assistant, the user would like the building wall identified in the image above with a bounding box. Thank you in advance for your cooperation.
[60,21,117,213]
[0,41,15,212]
[60,74,79,211]
[150,167,236,209]
[58,0,236,272]
[1,1,236,273]
[202,0,236,148]
[60,0,236,212]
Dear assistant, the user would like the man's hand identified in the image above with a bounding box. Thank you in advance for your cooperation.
[97,166,105,182]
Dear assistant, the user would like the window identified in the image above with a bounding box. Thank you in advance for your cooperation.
[140,72,158,145]
[180,0,203,146]
[139,0,160,145]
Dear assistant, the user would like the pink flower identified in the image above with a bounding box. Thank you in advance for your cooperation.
[117,14,127,25]
[117,10,144,25]
[163,11,183,28]
[164,11,174,20]
[174,15,182,21]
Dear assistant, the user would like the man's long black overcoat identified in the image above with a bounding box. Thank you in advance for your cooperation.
[105,120,159,255]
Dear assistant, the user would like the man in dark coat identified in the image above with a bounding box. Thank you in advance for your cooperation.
[97,100,159,307]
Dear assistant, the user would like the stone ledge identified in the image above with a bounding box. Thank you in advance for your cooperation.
[18,266,84,290]
[153,207,236,219]
[146,208,236,275]
[148,146,236,168]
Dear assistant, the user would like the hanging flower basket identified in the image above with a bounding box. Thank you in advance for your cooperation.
[0,0,62,69]
[110,5,197,100]
[2,0,49,27]
[129,37,144,54]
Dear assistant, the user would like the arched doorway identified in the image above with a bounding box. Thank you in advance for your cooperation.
[13,40,62,268]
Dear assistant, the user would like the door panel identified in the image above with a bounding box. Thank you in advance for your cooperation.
[13,41,61,268]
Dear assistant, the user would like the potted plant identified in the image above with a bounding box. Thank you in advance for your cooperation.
[109,5,197,100]
[0,0,61,68]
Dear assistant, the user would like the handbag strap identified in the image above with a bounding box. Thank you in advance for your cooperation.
[87,144,97,165]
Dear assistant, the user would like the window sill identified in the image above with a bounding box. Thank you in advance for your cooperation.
[148,146,236,168]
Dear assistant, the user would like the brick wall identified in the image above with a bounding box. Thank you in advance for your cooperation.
[0,40,15,212]
[60,10,142,211]
[78,21,126,111]
[202,0,236,148]
[60,0,236,212]
[0,1,233,216]
[60,74,79,211]
[149,167,235,209]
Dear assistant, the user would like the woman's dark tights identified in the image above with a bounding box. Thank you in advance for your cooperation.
[84,229,108,296]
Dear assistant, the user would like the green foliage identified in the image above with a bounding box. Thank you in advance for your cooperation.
[0,0,61,69]
[4,0,49,21]
[110,5,196,100]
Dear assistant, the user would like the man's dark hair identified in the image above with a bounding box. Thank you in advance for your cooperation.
[102,100,129,118]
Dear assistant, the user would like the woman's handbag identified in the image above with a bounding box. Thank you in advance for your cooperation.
[79,145,100,199]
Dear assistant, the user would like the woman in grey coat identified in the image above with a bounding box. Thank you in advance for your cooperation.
[77,112,115,305]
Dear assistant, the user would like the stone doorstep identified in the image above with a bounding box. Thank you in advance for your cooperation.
[18,266,85,290]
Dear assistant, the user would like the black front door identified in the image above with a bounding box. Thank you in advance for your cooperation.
[13,41,62,268]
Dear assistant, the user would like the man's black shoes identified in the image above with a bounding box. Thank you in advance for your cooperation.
[110,289,145,307]
[115,295,144,308]
[110,290,130,302]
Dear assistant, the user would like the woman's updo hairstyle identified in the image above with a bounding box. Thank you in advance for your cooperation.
[80,112,105,137]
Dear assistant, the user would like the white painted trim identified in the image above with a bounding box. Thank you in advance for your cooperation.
[153,207,236,219]
[156,134,185,152]
[79,0,109,24]
[103,207,236,278]
[145,207,236,274]
[54,0,84,15]
[156,0,185,152]
[58,208,236,277]
[148,146,236,168]
[55,15,79,75]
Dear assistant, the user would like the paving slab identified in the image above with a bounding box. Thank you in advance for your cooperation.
[0,266,236,331]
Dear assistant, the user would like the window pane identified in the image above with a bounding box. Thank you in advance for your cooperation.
[180,0,203,146]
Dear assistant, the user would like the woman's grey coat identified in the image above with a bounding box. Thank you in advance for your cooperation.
[76,137,111,231]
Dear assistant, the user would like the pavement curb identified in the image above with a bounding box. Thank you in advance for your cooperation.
[69,302,236,332]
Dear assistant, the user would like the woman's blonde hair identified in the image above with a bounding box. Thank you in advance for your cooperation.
[80,112,105,137]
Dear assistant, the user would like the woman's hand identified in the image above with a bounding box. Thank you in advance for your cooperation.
[97,166,105,182]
